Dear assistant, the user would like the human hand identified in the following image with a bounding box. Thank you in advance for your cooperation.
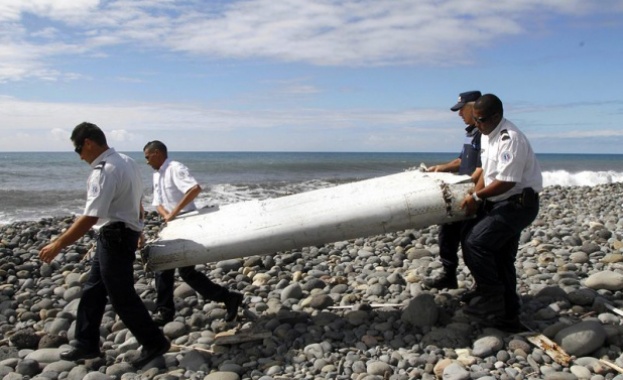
[138,233,146,249]
[461,194,479,216]
[39,241,62,263]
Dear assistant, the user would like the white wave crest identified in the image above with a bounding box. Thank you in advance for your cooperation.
[543,170,623,187]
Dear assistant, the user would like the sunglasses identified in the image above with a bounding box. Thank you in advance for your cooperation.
[74,139,86,154]
[473,113,495,124]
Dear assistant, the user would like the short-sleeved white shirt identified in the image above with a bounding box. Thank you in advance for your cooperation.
[84,148,144,231]
[481,118,543,202]
[152,159,199,213]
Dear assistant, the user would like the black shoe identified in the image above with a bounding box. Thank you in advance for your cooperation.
[225,291,243,322]
[60,346,101,361]
[460,287,479,303]
[131,340,171,369]
[152,310,174,327]
[463,293,506,319]
[423,273,458,289]
[489,316,526,333]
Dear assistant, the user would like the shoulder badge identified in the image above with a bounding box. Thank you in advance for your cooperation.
[500,150,513,163]
[87,172,101,198]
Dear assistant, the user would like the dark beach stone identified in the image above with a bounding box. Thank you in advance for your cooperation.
[38,333,68,349]
[9,328,40,349]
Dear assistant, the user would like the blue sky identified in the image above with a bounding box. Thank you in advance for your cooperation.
[1,0,622,153]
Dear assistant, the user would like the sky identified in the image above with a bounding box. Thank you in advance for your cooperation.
[1,0,622,154]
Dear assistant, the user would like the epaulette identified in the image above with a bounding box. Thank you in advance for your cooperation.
[94,161,106,171]
[500,129,511,141]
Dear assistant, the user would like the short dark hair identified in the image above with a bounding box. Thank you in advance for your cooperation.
[474,94,504,118]
[71,122,107,146]
[144,140,168,156]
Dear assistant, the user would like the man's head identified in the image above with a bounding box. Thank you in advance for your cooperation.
[451,91,481,126]
[143,140,168,170]
[473,94,504,135]
[71,122,109,163]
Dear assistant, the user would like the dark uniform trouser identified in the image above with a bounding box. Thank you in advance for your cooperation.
[461,191,539,316]
[75,224,167,351]
[438,221,463,271]
[155,266,229,315]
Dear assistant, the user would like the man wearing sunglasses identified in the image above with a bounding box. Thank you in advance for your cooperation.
[460,94,542,330]
[423,90,482,290]
[39,122,170,368]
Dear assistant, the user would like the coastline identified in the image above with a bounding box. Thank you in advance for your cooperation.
[3,151,623,225]
[1,183,623,378]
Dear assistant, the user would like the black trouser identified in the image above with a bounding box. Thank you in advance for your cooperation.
[155,266,230,316]
[75,223,167,351]
[438,221,463,271]
[461,190,539,317]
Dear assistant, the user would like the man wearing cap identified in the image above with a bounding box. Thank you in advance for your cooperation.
[423,90,482,290]
[460,94,542,330]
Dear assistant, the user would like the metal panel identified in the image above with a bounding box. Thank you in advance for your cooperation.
[144,170,474,271]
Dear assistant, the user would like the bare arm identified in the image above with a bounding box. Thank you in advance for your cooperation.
[138,202,146,248]
[474,179,516,200]
[39,215,99,263]
[426,158,461,173]
[160,184,202,222]
[471,167,483,185]
[461,179,516,216]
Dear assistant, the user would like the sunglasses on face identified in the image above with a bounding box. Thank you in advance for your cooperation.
[473,113,495,124]
[74,144,83,154]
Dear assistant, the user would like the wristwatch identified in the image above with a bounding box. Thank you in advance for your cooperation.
[471,192,482,202]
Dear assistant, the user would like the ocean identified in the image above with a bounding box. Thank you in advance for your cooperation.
[1,151,623,225]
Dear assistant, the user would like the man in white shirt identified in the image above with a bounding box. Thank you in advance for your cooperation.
[460,94,542,331]
[144,140,243,325]
[39,122,169,368]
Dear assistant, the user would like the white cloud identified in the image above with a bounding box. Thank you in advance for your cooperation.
[0,95,455,151]
[109,129,139,142]
[532,129,623,139]
[3,95,622,153]
[0,0,621,82]
[50,128,68,141]
[281,84,321,95]
[0,0,99,22]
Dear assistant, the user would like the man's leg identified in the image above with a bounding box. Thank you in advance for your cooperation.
[496,236,520,317]
[462,200,539,322]
[179,266,243,322]
[424,222,461,289]
[61,245,107,360]
[99,228,169,356]
[153,269,176,325]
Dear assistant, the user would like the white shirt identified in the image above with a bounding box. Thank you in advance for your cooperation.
[481,118,543,202]
[152,159,199,213]
[84,148,144,231]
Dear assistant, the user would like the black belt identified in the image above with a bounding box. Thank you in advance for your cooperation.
[485,188,538,208]
[505,193,523,203]
[101,221,128,231]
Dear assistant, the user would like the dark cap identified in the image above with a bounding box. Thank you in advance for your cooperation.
[450,91,482,111]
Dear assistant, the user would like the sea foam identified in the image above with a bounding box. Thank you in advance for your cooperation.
[543,170,623,187]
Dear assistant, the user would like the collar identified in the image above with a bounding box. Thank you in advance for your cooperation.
[465,125,477,134]
[90,148,115,169]
[486,118,506,139]
[157,158,172,174]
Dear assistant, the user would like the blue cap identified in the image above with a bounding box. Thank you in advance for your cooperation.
[451,91,481,111]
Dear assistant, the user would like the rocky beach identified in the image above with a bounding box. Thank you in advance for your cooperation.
[2,183,623,380]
